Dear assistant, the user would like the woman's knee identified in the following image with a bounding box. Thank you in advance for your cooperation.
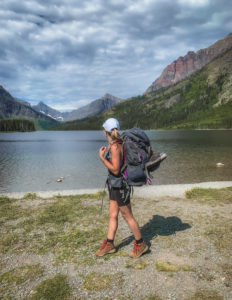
[109,212,118,220]
[109,200,119,218]
[120,208,133,221]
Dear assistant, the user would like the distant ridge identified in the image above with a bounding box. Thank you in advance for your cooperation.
[15,98,31,107]
[63,93,122,121]
[0,85,57,129]
[32,101,64,122]
[145,33,232,93]
[3,92,122,124]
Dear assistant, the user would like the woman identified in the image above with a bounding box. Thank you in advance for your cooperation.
[96,118,148,258]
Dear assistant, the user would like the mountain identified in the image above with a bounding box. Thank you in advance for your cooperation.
[0,88,122,127]
[52,45,232,130]
[145,33,232,93]
[32,94,121,122]
[63,93,122,121]
[15,98,31,107]
[0,85,57,130]
[32,101,64,122]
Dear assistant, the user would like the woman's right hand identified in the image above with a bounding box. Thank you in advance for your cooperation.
[99,146,107,160]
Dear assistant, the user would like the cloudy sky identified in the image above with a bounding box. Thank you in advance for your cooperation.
[0,0,231,111]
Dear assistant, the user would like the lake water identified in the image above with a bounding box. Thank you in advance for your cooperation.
[0,130,232,193]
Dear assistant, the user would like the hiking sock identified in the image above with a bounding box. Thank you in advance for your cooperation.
[107,238,114,243]
[135,238,143,244]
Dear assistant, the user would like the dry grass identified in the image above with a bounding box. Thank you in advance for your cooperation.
[0,193,108,265]
[185,289,223,300]
[29,274,72,300]
[81,271,113,291]
[185,186,232,204]
[155,261,191,272]
[0,264,44,299]
[125,258,149,270]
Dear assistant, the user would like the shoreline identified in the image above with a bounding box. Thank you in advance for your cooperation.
[1,128,232,133]
[1,181,232,199]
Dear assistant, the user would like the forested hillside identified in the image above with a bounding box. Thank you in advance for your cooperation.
[52,48,232,130]
[0,119,35,132]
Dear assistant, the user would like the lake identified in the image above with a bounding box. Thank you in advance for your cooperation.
[0,130,232,193]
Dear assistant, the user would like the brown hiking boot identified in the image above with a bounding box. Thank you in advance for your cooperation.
[96,239,116,256]
[129,240,148,258]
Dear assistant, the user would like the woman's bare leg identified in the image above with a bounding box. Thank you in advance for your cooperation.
[107,200,120,240]
[119,204,142,240]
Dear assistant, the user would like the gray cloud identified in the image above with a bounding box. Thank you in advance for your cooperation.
[0,0,231,111]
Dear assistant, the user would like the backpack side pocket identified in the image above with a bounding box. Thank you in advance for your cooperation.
[108,173,123,188]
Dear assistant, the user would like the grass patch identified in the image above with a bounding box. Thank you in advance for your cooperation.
[0,196,24,225]
[0,259,6,270]
[27,194,108,264]
[0,194,108,264]
[220,263,232,287]
[155,261,191,272]
[0,232,20,253]
[0,264,43,285]
[204,220,232,254]
[125,258,149,270]
[22,193,39,200]
[143,296,162,300]
[0,264,44,299]
[185,186,232,204]
[38,226,106,265]
[38,200,89,225]
[185,289,223,300]
[35,194,102,226]
[7,194,108,265]
[81,271,112,291]
[115,249,129,257]
[29,274,72,300]
[51,191,105,203]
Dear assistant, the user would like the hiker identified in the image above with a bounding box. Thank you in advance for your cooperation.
[96,118,148,258]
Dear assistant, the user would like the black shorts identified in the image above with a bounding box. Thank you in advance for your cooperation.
[108,185,131,207]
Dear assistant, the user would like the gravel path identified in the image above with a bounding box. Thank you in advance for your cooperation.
[1,183,232,299]
[2,181,232,199]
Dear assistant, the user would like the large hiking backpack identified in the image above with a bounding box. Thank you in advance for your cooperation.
[121,128,167,186]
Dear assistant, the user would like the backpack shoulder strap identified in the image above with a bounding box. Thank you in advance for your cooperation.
[110,141,123,145]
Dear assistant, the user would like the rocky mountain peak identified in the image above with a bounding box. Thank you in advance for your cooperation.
[63,93,122,122]
[0,84,57,125]
[103,93,112,97]
[32,101,63,122]
[102,93,115,99]
[145,33,232,93]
